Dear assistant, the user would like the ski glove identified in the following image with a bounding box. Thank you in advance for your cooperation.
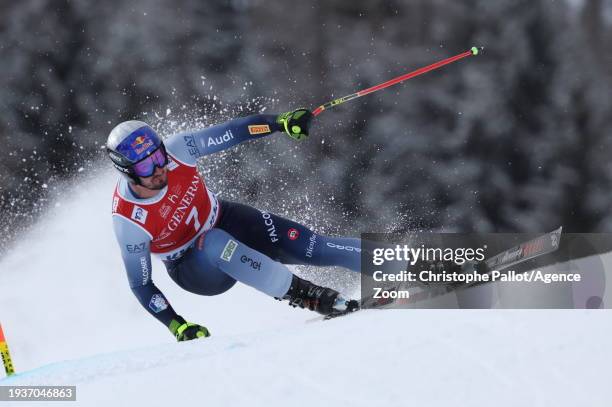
[276,108,313,141]
[168,316,210,342]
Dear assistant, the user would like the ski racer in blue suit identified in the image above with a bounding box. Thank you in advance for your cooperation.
[107,109,362,341]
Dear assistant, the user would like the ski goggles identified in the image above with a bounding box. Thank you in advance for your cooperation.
[131,145,168,178]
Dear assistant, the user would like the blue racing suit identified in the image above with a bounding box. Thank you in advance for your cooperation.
[111,114,362,328]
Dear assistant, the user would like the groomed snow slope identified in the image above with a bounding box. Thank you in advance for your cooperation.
[1,167,611,406]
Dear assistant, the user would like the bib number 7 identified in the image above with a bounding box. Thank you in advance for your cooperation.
[185,206,201,231]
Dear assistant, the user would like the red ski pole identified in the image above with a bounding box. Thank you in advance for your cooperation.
[312,46,481,117]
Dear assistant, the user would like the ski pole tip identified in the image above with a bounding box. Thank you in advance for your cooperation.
[470,46,483,56]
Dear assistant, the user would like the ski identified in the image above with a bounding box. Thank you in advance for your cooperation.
[323,309,359,321]
[306,307,360,323]
[483,226,562,272]
[308,293,395,322]
[398,227,564,305]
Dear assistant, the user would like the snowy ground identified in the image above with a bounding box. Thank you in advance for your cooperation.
[1,167,611,406]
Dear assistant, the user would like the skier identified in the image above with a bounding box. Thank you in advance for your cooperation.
[108,109,362,342]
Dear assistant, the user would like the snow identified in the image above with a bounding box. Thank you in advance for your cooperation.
[1,167,612,406]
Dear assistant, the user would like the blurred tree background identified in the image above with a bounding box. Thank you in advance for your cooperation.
[1,0,612,253]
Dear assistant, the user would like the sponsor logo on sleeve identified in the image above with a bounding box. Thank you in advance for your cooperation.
[248,124,271,135]
[287,228,300,240]
[149,294,168,313]
[220,239,238,262]
[184,135,200,157]
[131,206,148,224]
[140,256,150,284]
[112,197,120,213]
[206,130,234,147]
[126,242,147,253]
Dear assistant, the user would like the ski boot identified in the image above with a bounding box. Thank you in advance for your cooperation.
[281,275,359,316]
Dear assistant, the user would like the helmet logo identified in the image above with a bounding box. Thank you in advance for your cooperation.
[131,136,154,155]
